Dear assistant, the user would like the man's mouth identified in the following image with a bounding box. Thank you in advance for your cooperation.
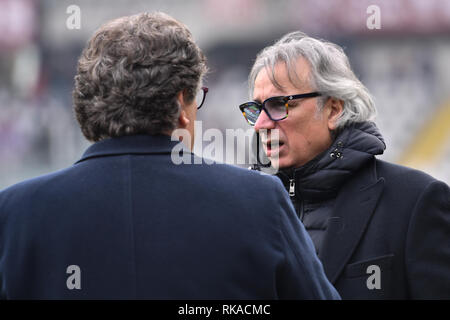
[264,140,285,153]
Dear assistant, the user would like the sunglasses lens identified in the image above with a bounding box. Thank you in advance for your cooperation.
[265,97,287,120]
[241,103,260,125]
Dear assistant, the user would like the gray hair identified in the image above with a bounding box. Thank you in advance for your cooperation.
[249,31,376,129]
[73,12,207,142]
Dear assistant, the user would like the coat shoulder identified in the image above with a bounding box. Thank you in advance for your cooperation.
[375,159,443,190]
[0,168,72,219]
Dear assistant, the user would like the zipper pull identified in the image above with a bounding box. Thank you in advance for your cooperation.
[289,179,295,197]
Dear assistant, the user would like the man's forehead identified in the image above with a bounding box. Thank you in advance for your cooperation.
[253,59,311,98]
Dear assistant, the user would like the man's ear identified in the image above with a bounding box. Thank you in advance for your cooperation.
[326,97,344,131]
[177,91,190,129]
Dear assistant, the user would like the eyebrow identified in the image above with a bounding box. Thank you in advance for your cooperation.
[253,92,287,104]
[252,84,291,103]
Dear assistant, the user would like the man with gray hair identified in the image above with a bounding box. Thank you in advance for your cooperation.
[0,14,339,299]
[239,31,450,299]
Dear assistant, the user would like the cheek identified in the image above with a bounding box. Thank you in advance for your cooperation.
[280,125,307,157]
[284,118,327,153]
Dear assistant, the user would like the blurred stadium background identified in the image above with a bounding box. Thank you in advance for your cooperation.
[1,0,450,189]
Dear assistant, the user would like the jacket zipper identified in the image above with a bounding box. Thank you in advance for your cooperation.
[289,179,295,197]
[287,174,304,221]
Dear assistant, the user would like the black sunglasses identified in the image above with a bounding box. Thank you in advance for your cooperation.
[239,92,321,126]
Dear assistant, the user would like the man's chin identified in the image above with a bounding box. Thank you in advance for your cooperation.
[267,154,290,171]
[261,146,291,171]
[271,155,294,170]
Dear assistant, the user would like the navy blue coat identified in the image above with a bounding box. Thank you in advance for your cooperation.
[0,135,339,299]
[320,158,450,299]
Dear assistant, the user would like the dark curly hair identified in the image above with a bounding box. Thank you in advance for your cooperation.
[73,12,207,142]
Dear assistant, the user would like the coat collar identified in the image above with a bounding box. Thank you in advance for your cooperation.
[75,134,189,164]
[318,157,385,284]
[277,122,386,202]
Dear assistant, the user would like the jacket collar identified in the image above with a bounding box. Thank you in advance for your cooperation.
[75,134,189,164]
[278,121,385,202]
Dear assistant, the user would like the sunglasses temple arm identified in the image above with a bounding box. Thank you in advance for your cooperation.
[251,132,271,171]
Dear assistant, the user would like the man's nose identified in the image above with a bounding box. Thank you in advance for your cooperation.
[254,110,276,132]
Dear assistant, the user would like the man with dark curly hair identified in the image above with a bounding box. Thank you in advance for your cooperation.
[0,12,339,299]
